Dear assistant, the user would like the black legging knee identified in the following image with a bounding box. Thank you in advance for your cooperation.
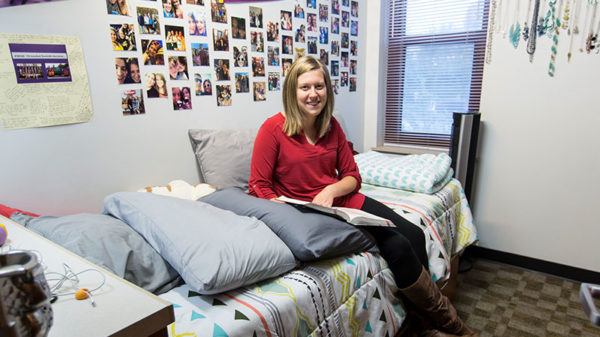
[361,196,428,288]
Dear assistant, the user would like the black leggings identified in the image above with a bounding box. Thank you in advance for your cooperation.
[360,196,428,288]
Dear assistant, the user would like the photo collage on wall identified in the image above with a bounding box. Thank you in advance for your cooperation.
[107,0,360,114]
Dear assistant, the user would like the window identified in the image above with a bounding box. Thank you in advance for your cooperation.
[382,0,489,151]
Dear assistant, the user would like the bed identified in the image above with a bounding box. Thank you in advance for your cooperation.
[8,129,477,337]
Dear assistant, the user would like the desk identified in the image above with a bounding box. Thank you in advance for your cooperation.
[0,215,174,337]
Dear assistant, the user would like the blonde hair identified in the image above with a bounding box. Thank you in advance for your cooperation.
[282,55,334,137]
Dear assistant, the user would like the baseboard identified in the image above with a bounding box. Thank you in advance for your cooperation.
[465,246,600,284]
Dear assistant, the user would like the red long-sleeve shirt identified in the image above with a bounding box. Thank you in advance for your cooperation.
[248,113,365,209]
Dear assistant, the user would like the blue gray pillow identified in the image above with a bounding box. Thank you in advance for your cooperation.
[102,192,298,295]
[11,212,181,294]
[199,187,378,261]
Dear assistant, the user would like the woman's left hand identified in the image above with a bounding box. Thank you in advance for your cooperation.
[312,186,336,208]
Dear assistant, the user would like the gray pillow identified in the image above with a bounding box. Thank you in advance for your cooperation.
[11,212,181,294]
[102,192,297,295]
[188,128,257,189]
[199,187,378,261]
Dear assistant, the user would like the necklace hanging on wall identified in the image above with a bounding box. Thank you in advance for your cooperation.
[509,0,522,47]
[548,0,563,76]
[527,0,542,61]
[585,0,598,53]
[523,0,534,41]
[486,0,498,64]
[567,0,582,61]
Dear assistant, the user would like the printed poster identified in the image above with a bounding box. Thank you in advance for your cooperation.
[0,33,92,130]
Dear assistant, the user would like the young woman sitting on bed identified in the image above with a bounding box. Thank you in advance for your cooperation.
[248,55,476,337]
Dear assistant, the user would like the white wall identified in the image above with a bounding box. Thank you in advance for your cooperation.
[364,1,600,272]
[0,0,366,215]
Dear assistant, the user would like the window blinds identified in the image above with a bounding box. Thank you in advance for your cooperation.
[383,0,489,149]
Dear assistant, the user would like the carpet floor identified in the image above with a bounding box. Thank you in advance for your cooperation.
[452,258,600,337]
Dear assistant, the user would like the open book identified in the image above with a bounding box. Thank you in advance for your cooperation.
[276,196,394,227]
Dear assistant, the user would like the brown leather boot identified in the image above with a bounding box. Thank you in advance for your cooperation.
[400,267,477,337]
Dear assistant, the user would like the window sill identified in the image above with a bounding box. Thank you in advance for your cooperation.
[371,145,449,156]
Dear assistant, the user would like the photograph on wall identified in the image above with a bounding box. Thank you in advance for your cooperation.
[137,7,160,34]
[115,57,141,84]
[268,72,280,91]
[341,32,349,48]
[141,39,165,65]
[280,10,292,31]
[192,43,210,66]
[121,89,145,115]
[307,36,317,54]
[351,1,358,17]
[9,43,72,84]
[235,72,249,93]
[340,71,348,87]
[341,11,349,27]
[331,17,339,34]
[216,84,232,106]
[295,24,305,43]
[342,0,349,6]
[251,56,265,77]
[267,46,280,66]
[319,49,328,64]
[110,24,137,51]
[331,40,339,55]
[187,0,204,5]
[165,25,186,51]
[231,17,246,39]
[350,59,357,75]
[282,58,292,76]
[349,76,356,91]
[351,20,358,36]
[168,56,189,80]
[210,0,227,23]
[282,35,293,55]
[267,22,279,41]
[332,78,339,94]
[294,47,305,60]
[253,81,266,101]
[172,86,193,110]
[307,0,315,9]
[319,27,328,44]
[107,0,130,15]
[341,51,348,67]
[319,4,328,22]
[195,73,212,95]
[232,46,248,67]
[294,3,304,18]
[330,60,338,76]
[188,11,207,36]
[307,13,316,32]
[250,31,264,52]
[350,40,357,56]
[145,72,168,98]
[331,0,340,15]
[214,59,230,80]
[249,6,263,28]
[213,28,230,51]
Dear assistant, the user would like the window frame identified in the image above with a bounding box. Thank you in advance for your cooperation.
[378,1,489,154]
